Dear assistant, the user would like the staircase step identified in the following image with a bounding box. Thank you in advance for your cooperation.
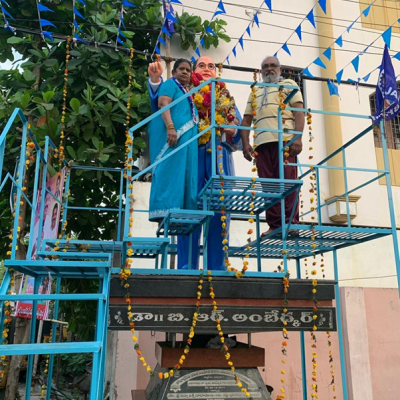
[124,237,170,258]
[197,176,302,214]
[0,293,105,301]
[157,209,214,237]
[0,341,102,356]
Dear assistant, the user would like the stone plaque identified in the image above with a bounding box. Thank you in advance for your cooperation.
[145,368,271,400]
[109,304,336,332]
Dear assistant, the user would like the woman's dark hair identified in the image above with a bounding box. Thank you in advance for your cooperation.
[172,58,192,73]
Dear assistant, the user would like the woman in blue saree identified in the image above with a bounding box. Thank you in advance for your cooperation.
[148,59,198,222]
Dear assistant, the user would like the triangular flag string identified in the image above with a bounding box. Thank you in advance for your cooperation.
[191,0,227,61]
[223,0,265,65]
[36,0,55,42]
[275,0,321,58]
[302,0,378,75]
[335,15,400,84]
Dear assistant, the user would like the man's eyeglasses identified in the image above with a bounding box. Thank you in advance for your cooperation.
[196,62,216,70]
[261,63,280,70]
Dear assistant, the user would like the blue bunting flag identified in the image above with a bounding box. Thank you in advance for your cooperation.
[327,80,339,97]
[40,18,56,28]
[226,56,230,66]
[238,36,244,50]
[306,10,316,28]
[363,73,371,82]
[1,6,14,20]
[351,55,360,73]
[335,35,343,47]
[394,52,400,61]
[347,20,355,33]
[73,6,85,20]
[302,67,314,78]
[214,1,226,17]
[116,37,125,46]
[170,0,182,3]
[42,31,54,42]
[323,47,332,61]
[158,36,167,46]
[162,25,172,37]
[282,42,291,56]
[74,32,86,43]
[265,0,272,12]
[120,16,126,30]
[195,47,201,57]
[336,69,344,85]
[362,5,371,17]
[200,38,205,48]
[318,0,327,14]
[38,4,54,13]
[206,26,216,36]
[246,26,251,37]
[122,0,137,7]
[295,25,302,42]
[382,27,392,49]
[313,57,326,69]
[232,46,237,57]
[191,57,196,64]
[74,19,84,33]
[254,13,260,27]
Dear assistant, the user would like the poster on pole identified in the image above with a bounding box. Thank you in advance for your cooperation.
[15,170,65,320]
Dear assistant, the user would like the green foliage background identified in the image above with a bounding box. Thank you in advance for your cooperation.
[0,0,230,259]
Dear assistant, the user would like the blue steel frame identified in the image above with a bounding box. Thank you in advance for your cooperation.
[0,110,110,400]
[0,77,399,400]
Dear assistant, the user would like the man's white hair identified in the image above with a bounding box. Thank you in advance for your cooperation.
[261,55,281,68]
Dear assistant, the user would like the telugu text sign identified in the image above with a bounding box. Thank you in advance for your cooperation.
[109,304,336,332]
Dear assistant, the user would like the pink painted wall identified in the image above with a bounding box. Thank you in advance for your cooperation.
[364,288,400,400]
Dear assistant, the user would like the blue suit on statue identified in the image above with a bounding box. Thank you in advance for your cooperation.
[148,79,241,270]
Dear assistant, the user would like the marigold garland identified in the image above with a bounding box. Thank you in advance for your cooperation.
[57,36,71,166]
[310,276,318,399]
[326,331,337,399]
[208,271,257,400]
[124,48,135,180]
[120,251,206,379]
[276,272,290,400]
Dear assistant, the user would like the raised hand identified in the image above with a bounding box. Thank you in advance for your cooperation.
[148,59,163,83]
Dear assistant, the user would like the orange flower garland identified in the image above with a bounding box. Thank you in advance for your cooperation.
[57,36,71,166]
[120,253,206,379]
[208,271,257,400]
[310,275,318,399]
[276,272,290,400]
[124,48,135,180]
[327,331,337,399]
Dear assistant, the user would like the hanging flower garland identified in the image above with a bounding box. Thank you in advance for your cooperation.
[57,36,71,166]
[40,334,51,399]
[120,250,206,379]
[208,271,256,399]
[124,48,135,180]
[310,275,318,399]
[327,331,337,399]
[276,272,290,400]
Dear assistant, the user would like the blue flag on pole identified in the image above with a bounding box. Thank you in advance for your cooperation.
[371,45,400,124]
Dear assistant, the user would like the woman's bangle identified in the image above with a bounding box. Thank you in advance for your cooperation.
[166,123,175,131]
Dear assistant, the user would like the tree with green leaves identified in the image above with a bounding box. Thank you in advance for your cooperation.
[0,0,230,397]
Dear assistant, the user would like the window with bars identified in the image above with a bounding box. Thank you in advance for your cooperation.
[369,83,400,150]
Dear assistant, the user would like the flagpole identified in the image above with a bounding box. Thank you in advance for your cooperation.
[380,99,400,295]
